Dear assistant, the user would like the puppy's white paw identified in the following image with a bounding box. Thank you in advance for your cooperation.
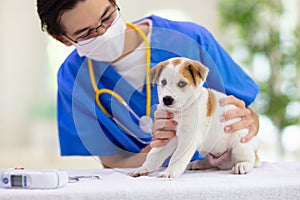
[158,171,173,178]
[157,168,183,178]
[128,168,151,177]
[232,161,253,174]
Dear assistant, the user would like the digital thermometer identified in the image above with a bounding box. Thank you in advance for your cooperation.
[0,169,68,189]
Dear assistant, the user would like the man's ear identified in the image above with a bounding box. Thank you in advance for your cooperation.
[51,34,73,46]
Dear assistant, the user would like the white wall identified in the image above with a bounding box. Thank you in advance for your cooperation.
[0,0,98,169]
[0,1,47,148]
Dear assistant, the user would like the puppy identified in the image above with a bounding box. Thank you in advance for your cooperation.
[130,57,260,178]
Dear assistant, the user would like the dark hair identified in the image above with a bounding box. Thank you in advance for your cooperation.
[37,0,116,35]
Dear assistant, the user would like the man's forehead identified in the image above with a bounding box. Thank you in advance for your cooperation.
[60,0,111,35]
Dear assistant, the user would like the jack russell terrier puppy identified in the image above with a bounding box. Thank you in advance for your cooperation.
[130,57,260,178]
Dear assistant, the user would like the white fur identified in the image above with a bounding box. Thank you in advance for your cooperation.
[130,57,260,178]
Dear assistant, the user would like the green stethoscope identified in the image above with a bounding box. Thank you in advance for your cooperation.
[87,22,153,144]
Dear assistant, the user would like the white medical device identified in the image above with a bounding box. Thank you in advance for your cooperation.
[0,169,68,189]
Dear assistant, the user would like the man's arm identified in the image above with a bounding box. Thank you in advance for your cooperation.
[99,145,151,168]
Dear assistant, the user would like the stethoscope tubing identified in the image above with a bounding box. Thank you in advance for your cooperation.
[87,22,153,144]
[113,117,151,145]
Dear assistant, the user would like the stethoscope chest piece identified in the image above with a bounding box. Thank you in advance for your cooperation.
[139,115,153,134]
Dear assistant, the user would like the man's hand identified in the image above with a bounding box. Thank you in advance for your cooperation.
[151,110,177,148]
[219,95,259,143]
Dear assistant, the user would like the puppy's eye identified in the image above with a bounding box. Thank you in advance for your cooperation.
[178,81,187,88]
[161,79,167,86]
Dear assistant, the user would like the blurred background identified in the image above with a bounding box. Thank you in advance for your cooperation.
[0,0,299,169]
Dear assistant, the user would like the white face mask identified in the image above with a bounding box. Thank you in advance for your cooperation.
[74,17,127,62]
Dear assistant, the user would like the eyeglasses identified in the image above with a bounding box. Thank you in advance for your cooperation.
[64,7,121,46]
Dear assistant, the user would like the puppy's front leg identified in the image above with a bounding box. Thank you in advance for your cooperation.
[129,138,178,177]
[158,133,199,178]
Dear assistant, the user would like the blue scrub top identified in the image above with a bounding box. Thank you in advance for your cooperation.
[57,15,260,158]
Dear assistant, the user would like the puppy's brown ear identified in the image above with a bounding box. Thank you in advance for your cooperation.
[180,60,209,86]
[185,60,209,86]
[150,60,168,86]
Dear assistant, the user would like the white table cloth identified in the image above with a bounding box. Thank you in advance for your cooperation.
[1,162,299,200]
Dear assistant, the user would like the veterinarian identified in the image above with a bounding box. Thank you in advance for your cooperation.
[37,0,260,168]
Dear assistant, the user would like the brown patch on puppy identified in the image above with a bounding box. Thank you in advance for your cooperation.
[179,61,200,86]
[172,58,182,67]
[189,60,209,82]
[207,89,217,117]
[150,60,169,85]
[179,60,209,86]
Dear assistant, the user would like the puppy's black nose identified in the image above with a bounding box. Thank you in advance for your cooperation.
[163,96,174,106]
